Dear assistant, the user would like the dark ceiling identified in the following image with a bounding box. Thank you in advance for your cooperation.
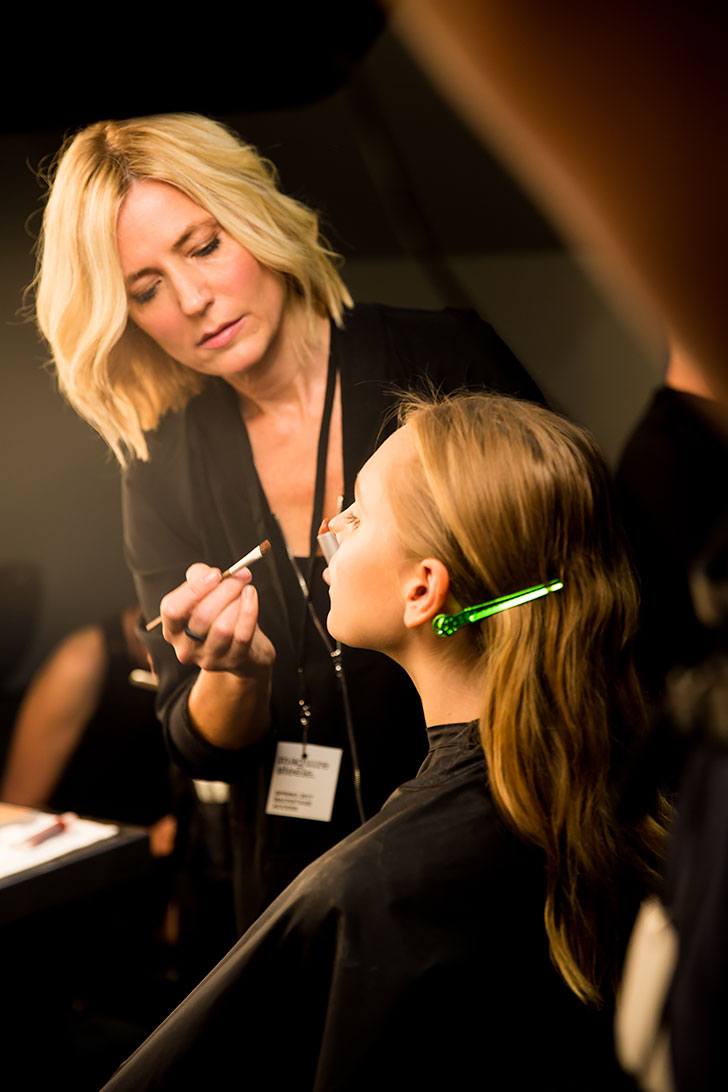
[4,5,559,265]
[6,6,387,129]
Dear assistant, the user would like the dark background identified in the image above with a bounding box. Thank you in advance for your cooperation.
[0,13,661,688]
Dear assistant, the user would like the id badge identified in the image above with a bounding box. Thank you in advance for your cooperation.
[265,741,342,822]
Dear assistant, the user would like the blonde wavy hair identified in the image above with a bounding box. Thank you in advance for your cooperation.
[33,113,352,464]
[395,392,665,1005]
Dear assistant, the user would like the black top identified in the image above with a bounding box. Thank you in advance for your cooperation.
[48,614,172,826]
[123,302,544,928]
[616,386,728,694]
[103,722,635,1092]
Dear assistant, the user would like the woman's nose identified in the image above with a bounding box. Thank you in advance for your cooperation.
[174,271,213,316]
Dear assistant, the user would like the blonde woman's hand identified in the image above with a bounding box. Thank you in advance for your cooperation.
[159,563,276,679]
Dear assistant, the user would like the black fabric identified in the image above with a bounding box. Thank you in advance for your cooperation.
[102,723,635,1092]
[48,614,172,826]
[123,302,545,930]
[617,388,728,1091]
[667,742,728,1092]
[616,386,728,695]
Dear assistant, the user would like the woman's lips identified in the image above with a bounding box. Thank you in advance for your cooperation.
[198,315,245,348]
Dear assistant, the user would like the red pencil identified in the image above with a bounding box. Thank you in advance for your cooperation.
[25,816,69,846]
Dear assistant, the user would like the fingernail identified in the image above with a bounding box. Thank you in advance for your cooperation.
[244,584,255,602]
[204,569,221,585]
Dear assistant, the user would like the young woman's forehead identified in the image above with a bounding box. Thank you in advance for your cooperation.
[360,426,415,501]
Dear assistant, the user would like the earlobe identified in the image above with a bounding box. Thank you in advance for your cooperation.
[402,559,451,630]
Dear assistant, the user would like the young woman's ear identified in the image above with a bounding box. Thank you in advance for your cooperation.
[402,558,451,630]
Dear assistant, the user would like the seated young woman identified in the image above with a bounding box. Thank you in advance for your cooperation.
[103,392,662,1091]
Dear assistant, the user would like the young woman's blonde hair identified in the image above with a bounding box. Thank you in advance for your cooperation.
[33,113,353,464]
[395,391,665,1005]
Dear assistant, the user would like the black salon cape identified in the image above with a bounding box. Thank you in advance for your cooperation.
[124,302,546,930]
[103,724,634,1091]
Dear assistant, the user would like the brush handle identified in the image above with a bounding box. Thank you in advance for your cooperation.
[144,541,270,632]
[222,544,265,578]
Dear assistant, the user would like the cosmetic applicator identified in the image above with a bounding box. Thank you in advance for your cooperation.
[145,539,271,632]
[317,519,339,563]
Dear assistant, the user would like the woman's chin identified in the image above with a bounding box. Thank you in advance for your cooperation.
[325,608,341,644]
[325,609,363,650]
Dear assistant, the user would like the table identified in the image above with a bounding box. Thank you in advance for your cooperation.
[0,822,149,926]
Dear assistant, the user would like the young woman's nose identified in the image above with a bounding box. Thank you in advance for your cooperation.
[318,517,340,562]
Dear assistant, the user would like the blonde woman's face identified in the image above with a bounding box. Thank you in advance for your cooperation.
[324,426,415,653]
[117,179,287,380]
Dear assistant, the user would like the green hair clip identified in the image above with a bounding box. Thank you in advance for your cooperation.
[432,579,564,637]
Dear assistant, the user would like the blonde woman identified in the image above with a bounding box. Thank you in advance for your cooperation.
[35,113,543,931]
[103,392,660,1091]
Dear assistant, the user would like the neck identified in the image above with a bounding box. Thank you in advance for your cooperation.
[398,637,482,728]
[229,303,331,418]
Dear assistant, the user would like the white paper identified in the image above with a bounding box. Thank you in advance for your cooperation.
[265,741,342,822]
[0,810,119,879]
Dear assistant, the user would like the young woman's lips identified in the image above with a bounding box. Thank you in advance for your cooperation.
[198,315,245,348]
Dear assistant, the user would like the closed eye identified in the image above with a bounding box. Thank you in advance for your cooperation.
[193,235,221,258]
[130,235,221,306]
[132,282,159,306]
[331,507,359,540]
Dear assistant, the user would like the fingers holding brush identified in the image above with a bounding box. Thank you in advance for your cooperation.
[161,564,249,664]
[231,582,276,674]
[160,563,274,676]
[185,574,275,675]
[145,540,271,632]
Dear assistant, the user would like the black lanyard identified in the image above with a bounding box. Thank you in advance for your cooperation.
[274,347,366,825]
[295,342,339,669]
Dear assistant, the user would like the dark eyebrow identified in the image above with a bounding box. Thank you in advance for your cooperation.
[125,217,218,287]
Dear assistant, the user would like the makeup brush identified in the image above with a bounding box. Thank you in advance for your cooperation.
[145,539,271,632]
